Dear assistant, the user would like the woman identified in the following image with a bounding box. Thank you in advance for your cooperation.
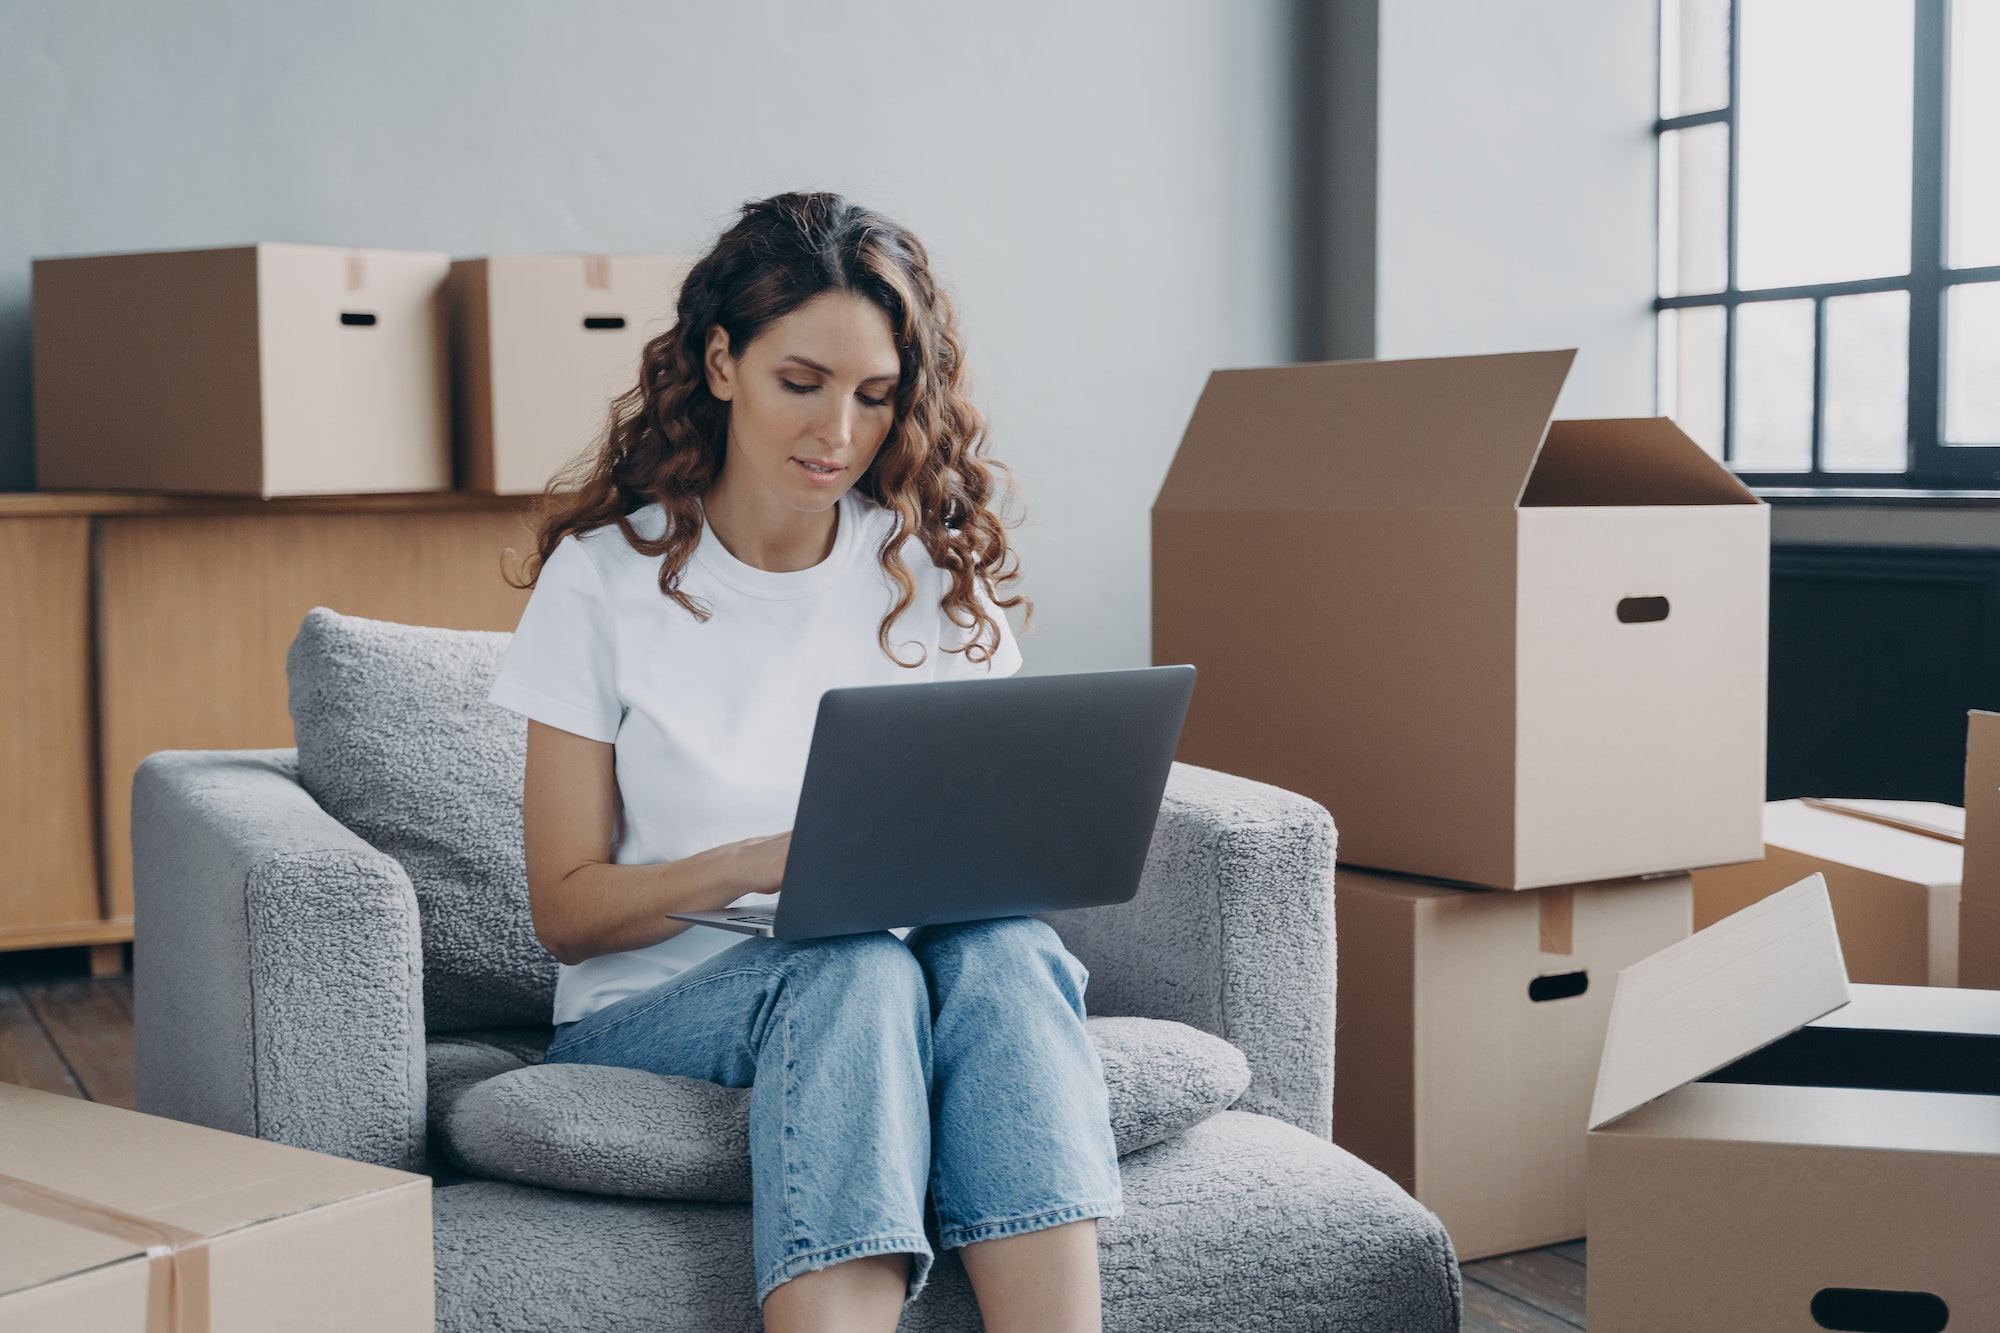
[489,193,1121,1333]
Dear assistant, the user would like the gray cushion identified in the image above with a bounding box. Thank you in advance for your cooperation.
[435,1016,1250,1201]
[287,608,556,1030]
[1084,1016,1249,1154]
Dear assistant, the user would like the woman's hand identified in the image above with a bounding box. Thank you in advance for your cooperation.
[716,831,791,897]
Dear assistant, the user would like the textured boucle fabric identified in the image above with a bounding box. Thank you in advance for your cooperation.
[287,608,556,1030]
[448,1064,755,1201]
[1086,1016,1249,1155]
[441,1026,555,1065]
[1047,763,1338,1137]
[431,1017,1248,1201]
[431,1112,1458,1333]
[132,749,429,1173]
[427,1039,530,1142]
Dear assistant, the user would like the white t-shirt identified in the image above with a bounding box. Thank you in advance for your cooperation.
[488,490,1022,1026]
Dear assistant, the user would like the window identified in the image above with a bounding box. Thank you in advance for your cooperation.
[1656,0,2000,492]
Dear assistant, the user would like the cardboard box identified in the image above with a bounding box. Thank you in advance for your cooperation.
[1331,866,1691,1260]
[1588,874,2000,1331]
[1963,709,2000,989]
[1691,798,1962,986]
[33,244,452,497]
[1154,350,1769,889]
[449,254,691,494]
[0,1083,432,1331]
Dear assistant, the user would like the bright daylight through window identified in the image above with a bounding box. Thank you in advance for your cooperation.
[1657,0,2000,489]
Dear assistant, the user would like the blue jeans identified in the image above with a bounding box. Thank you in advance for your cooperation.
[541,916,1124,1303]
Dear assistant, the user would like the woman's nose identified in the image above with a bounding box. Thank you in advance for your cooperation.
[817,399,855,451]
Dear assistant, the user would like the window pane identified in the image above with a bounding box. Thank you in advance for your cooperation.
[1947,282,2000,445]
[1662,0,1732,118]
[1661,306,1728,457]
[1660,123,1730,297]
[1734,298,1815,470]
[1737,0,1913,289]
[1822,290,1910,472]
[1952,0,2000,268]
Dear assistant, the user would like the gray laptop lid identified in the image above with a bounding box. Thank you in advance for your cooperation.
[771,665,1196,940]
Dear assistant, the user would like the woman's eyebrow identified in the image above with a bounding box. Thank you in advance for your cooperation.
[780,354,898,384]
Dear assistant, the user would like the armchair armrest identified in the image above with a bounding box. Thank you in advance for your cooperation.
[132,749,427,1171]
[1046,763,1337,1136]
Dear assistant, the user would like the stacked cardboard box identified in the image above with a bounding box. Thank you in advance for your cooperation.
[34,244,455,497]
[450,253,692,495]
[31,244,689,499]
[1693,797,1963,985]
[1332,868,1691,1258]
[1153,349,1770,1259]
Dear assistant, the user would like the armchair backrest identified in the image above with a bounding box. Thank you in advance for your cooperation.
[288,608,556,1030]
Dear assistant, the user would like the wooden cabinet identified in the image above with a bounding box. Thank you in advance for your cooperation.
[0,517,103,950]
[0,493,534,960]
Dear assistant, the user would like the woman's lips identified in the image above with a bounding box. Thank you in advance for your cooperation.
[792,457,844,486]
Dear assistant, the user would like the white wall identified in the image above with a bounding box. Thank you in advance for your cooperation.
[1372,0,1659,417]
[0,0,1293,674]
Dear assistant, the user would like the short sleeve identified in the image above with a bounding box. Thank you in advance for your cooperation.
[935,572,1024,681]
[488,536,623,743]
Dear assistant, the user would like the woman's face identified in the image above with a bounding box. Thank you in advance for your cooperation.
[705,291,901,515]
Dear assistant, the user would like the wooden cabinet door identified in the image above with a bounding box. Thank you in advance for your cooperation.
[96,504,534,915]
[0,517,103,945]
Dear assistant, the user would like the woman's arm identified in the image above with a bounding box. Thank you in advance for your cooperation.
[523,720,789,966]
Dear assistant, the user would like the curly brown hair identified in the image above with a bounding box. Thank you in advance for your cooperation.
[513,192,1026,667]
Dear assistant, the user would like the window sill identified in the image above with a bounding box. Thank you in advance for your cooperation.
[1755,488,2000,508]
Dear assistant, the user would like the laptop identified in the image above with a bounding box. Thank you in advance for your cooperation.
[666,664,1196,940]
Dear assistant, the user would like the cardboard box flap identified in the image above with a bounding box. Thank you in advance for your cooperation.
[1764,800,1965,885]
[1155,349,1575,512]
[1589,874,1851,1129]
[1803,797,1965,843]
[1520,418,1759,507]
[1808,980,2000,1036]
[0,1084,416,1295]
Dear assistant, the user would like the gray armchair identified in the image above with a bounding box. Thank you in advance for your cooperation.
[130,617,1458,1332]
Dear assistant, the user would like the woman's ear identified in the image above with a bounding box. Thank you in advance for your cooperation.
[704,325,736,402]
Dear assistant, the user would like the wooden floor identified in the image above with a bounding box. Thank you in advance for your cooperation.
[1,944,1590,1328]
[1460,1243,1589,1331]
[0,945,134,1108]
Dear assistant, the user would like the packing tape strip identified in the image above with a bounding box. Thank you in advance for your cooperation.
[583,252,611,289]
[0,1172,209,1333]
[1538,885,1574,956]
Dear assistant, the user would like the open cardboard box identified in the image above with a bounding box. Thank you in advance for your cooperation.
[33,244,452,497]
[448,253,691,495]
[1332,867,1690,1260]
[1587,874,2000,1330]
[1692,798,1962,985]
[1154,349,1768,890]
[0,1083,431,1330]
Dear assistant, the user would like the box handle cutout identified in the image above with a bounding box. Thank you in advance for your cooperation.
[1527,971,1588,1002]
[1617,596,1670,623]
[1810,1287,1948,1332]
[340,311,378,327]
[583,316,627,330]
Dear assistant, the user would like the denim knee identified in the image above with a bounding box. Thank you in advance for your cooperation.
[767,931,928,1013]
[911,916,1088,1007]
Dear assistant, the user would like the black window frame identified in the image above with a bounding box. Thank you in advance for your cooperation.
[1656,0,2000,495]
